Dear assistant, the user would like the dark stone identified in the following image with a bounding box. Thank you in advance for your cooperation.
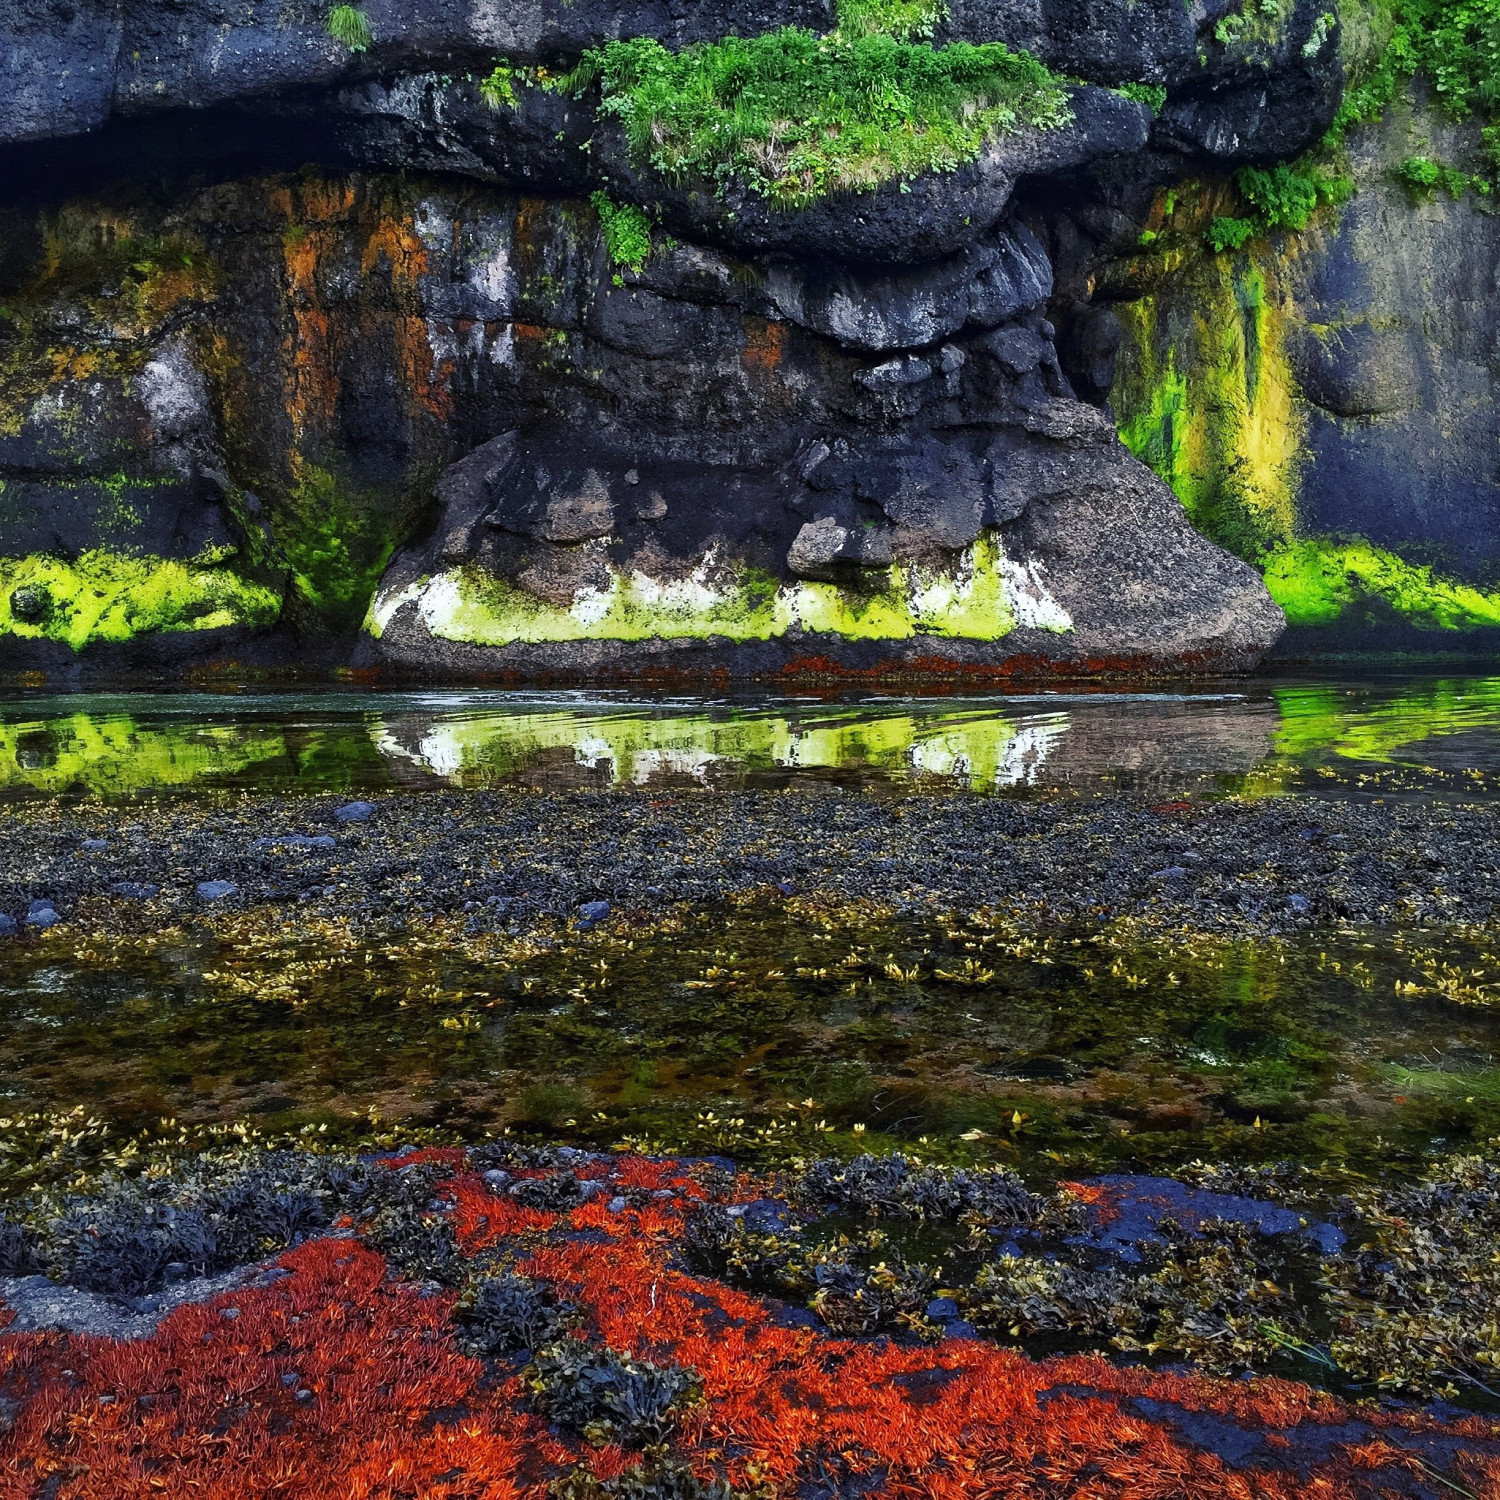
[0,913,16,937]
[196,880,238,901]
[9,586,48,623]
[334,802,375,823]
[24,899,59,928]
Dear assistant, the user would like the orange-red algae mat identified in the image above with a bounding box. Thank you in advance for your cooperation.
[3,1152,1498,1500]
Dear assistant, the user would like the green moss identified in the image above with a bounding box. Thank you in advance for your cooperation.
[1118,82,1168,114]
[280,462,402,631]
[0,551,281,650]
[1264,536,1500,628]
[560,30,1072,206]
[367,532,1038,647]
[1115,249,1303,563]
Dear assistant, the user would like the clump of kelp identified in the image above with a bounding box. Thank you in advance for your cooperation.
[4,1117,1500,1496]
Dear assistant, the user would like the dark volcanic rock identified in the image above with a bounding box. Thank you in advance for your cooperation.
[0,0,1356,678]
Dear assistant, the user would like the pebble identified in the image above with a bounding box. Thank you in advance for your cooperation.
[252,834,337,851]
[25,900,60,928]
[197,881,239,901]
[577,900,611,925]
[79,839,110,852]
[110,881,159,899]
[334,801,375,823]
[607,1196,628,1214]
[0,913,16,937]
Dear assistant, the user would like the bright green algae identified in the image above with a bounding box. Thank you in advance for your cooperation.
[0,551,281,650]
[368,532,1028,648]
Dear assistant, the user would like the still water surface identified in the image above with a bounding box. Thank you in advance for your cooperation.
[4,669,1500,1175]
[3,669,1500,800]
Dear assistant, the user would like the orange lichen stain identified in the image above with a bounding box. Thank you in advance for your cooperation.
[275,197,339,441]
[741,315,787,373]
[512,197,552,271]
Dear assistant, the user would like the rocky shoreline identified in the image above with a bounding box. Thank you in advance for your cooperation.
[1,786,1496,940]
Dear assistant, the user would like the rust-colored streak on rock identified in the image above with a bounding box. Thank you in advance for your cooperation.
[276,189,340,443]
[740,315,786,373]
[358,212,448,420]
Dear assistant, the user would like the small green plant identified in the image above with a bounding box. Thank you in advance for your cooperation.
[326,4,371,52]
[590,191,656,274]
[558,30,1072,207]
[834,0,948,39]
[1119,82,1168,114]
[479,63,520,109]
[1207,215,1260,251]
[1399,152,1476,195]
[1204,161,1353,250]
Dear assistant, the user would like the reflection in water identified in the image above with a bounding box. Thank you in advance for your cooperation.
[373,705,1081,791]
[2,674,1500,799]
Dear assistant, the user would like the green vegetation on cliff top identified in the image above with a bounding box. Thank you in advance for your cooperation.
[553,30,1072,206]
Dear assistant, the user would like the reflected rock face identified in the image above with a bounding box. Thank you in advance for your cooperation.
[366,697,1279,796]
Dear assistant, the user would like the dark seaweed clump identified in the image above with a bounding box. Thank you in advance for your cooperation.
[796,1153,1049,1226]
[550,1449,750,1499]
[454,1270,579,1356]
[963,1215,1318,1375]
[3,1149,454,1301]
[526,1339,702,1445]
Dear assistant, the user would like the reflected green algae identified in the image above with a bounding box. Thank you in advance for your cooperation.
[5,673,1500,802]
[1272,677,1500,762]
[0,712,390,799]
[374,702,1069,791]
[8,898,1500,1176]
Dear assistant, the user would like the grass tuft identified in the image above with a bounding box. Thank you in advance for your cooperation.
[559,30,1072,207]
[326,4,371,53]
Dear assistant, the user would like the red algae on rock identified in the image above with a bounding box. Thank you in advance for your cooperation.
[4,1152,1499,1499]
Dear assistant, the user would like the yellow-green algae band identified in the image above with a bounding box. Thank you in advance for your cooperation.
[0,551,282,650]
[367,532,1070,647]
[1113,233,1500,633]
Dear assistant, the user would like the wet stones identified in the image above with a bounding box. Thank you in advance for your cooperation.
[9,586,48,624]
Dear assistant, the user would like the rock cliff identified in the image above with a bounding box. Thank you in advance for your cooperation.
[0,0,1385,678]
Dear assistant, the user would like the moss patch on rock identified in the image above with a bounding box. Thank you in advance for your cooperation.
[558,29,1072,206]
[368,533,1054,648]
[0,551,281,650]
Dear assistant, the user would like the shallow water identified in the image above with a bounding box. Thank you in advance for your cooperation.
[5,668,1500,1173]
[4,668,1500,800]
[4,898,1500,1176]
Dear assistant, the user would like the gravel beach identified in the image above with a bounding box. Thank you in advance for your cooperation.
[0,788,1491,938]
